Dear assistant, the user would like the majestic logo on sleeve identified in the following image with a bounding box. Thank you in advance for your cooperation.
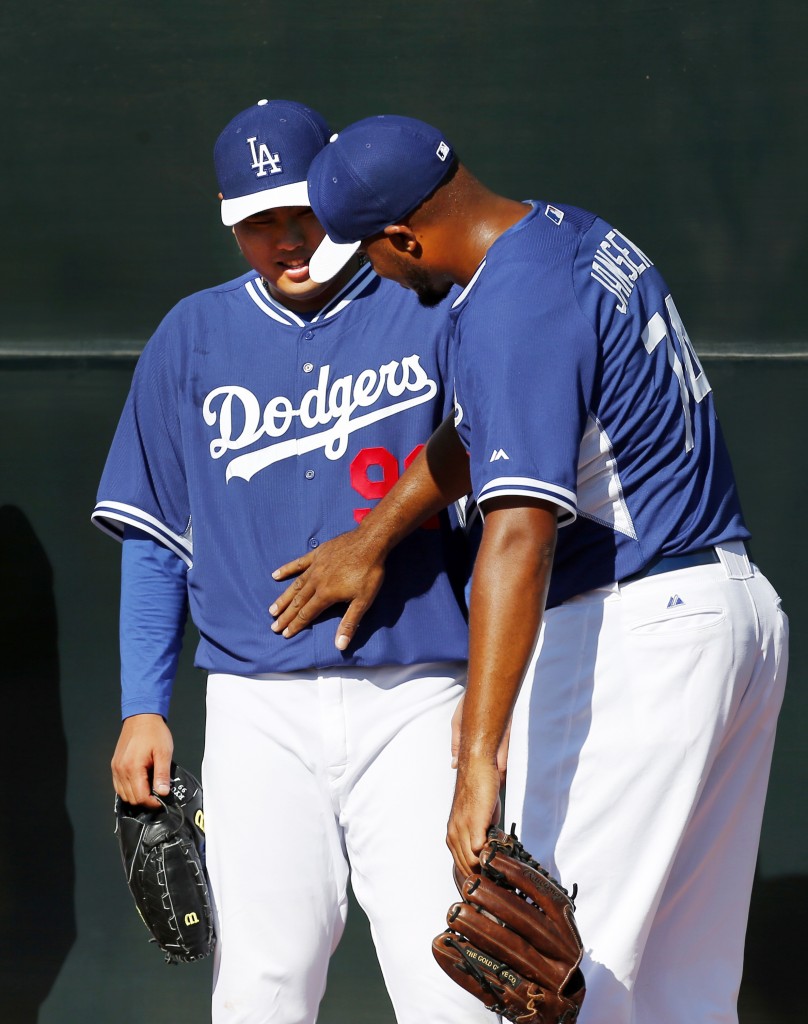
[203,355,438,482]
[590,229,653,314]
[247,136,282,177]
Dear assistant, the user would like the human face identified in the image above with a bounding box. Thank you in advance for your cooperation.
[232,206,353,313]
[362,234,453,308]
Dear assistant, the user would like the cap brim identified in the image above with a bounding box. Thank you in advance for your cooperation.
[220,179,310,226]
[308,236,361,283]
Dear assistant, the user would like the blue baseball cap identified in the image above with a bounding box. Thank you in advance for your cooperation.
[307,115,455,282]
[214,99,342,228]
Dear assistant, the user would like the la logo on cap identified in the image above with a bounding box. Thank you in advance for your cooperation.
[247,136,282,178]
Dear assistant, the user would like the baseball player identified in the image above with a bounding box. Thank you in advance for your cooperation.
[269,115,790,1024]
[93,101,492,1024]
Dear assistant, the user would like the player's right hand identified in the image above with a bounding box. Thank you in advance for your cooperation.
[270,528,387,650]
[111,713,174,808]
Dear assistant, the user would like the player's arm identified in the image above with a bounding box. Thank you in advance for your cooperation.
[111,527,188,808]
[448,496,557,878]
[270,412,471,649]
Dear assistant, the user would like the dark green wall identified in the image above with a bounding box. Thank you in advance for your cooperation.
[1,2,806,1021]
[1,1,806,343]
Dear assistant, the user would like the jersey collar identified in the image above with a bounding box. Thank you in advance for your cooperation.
[245,262,377,327]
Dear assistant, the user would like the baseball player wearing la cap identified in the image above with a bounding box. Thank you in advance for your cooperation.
[93,101,493,1024]
[270,114,790,1024]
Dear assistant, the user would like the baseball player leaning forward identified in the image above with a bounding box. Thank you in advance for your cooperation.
[93,101,492,1024]
[269,116,790,1024]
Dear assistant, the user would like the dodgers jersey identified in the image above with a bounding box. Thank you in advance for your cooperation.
[93,264,470,673]
[450,202,748,607]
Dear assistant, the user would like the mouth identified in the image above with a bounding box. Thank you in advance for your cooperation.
[278,258,311,283]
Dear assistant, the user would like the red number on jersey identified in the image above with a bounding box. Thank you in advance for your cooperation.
[351,445,438,528]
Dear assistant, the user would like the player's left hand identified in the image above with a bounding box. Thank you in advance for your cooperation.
[447,755,502,878]
[270,527,387,650]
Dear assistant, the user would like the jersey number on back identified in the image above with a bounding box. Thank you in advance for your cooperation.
[351,445,439,528]
[641,294,711,453]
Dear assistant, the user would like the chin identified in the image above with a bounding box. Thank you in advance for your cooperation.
[400,264,452,308]
[416,284,452,308]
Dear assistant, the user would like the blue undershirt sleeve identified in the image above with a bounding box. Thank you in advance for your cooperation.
[120,525,189,720]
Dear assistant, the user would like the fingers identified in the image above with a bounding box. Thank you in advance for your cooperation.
[152,747,172,798]
[446,759,501,878]
[447,812,487,879]
[271,553,314,583]
[111,714,174,809]
[269,537,386,648]
[270,574,333,638]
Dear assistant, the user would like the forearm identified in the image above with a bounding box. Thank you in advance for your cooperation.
[120,527,188,719]
[448,499,557,875]
[459,501,556,766]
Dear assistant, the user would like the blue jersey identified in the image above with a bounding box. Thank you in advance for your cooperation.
[450,202,748,607]
[93,265,470,672]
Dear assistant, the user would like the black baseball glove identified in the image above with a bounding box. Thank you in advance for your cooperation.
[115,762,216,964]
[433,825,585,1023]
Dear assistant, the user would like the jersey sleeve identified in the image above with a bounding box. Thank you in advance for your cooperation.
[120,527,188,719]
[92,310,193,564]
[455,257,597,524]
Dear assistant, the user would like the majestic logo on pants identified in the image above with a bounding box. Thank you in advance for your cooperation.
[203,355,438,482]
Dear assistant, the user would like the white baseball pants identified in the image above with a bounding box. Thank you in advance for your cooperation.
[505,544,788,1024]
[203,663,492,1024]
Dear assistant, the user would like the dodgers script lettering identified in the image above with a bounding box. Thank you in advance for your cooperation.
[203,355,438,482]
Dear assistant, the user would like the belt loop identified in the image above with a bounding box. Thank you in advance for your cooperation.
[716,540,753,580]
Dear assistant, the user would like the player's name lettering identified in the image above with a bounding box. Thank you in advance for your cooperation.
[203,356,438,482]
[590,229,653,313]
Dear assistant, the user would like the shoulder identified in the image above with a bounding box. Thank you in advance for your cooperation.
[143,271,257,348]
[163,270,257,320]
[490,202,599,272]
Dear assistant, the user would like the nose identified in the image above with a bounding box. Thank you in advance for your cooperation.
[275,220,305,251]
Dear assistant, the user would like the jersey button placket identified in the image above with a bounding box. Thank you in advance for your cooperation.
[299,325,321,555]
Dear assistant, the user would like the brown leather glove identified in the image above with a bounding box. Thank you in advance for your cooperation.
[433,825,585,1023]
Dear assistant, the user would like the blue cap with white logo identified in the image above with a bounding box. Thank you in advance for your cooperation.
[307,115,455,282]
[214,99,330,227]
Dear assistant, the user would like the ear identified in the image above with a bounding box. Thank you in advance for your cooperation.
[383,224,418,253]
[230,224,245,258]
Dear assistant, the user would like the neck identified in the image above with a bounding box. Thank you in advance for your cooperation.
[460,200,529,281]
[428,166,529,287]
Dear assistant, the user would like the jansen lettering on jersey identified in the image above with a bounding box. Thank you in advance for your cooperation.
[247,136,282,177]
[590,229,653,314]
[203,355,438,482]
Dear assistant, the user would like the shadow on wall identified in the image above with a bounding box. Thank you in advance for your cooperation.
[0,506,76,1021]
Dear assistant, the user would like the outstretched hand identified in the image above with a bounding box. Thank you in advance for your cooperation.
[270,528,387,650]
